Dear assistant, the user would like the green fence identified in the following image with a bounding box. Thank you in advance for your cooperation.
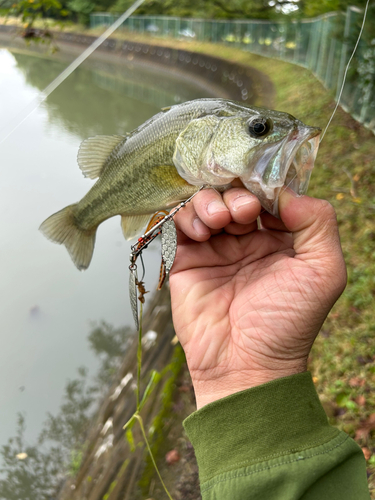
[90,10,375,133]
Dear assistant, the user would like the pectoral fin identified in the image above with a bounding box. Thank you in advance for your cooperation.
[121,214,151,241]
[78,135,125,179]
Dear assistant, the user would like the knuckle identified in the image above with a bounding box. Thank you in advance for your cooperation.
[336,260,348,294]
[323,254,347,297]
[313,200,339,237]
[316,199,337,221]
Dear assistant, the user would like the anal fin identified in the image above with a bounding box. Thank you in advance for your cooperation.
[121,214,151,241]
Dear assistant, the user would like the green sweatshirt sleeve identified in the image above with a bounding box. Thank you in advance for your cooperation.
[183,372,370,500]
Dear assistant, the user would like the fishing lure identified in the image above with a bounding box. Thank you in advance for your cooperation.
[128,187,205,329]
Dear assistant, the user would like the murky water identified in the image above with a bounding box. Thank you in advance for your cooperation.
[0,41,214,462]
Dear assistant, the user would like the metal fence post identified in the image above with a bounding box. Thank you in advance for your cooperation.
[336,7,351,100]
[316,16,329,80]
[325,37,336,88]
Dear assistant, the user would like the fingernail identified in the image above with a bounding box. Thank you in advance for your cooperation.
[279,187,301,212]
[193,217,209,236]
[232,194,257,211]
[282,187,303,198]
[207,200,228,216]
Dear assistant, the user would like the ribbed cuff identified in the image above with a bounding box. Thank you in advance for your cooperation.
[183,372,339,483]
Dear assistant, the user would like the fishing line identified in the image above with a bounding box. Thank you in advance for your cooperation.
[320,0,370,142]
[0,0,145,146]
[274,0,370,207]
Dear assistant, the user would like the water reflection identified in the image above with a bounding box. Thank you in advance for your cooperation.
[0,414,61,500]
[11,50,215,139]
[0,323,132,499]
[0,42,215,489]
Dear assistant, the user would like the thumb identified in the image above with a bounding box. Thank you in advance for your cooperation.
[278,189,347,291]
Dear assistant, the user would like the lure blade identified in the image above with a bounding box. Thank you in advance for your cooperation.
[129,268,139,330]
[161,218,178,274]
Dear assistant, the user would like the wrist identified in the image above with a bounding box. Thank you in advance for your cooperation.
[191,363,307,409]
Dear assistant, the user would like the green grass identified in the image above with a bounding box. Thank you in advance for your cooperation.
[138,345,186,497]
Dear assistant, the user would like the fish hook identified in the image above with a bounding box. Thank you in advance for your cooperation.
[128,185,206,328]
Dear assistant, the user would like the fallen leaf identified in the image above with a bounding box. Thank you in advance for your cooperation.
[362,447,372,460]
[178,385,190,393]
[353,174,360,182]
[355,395,366,407]
[16,452,27,460]
[349,377,366,388]
[355,414,375,441]
[355,428,369,441]
[312,376,318,384]
[165,449,180,465]
[336,193,344,200]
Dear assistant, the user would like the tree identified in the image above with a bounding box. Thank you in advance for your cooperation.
[39,367,97,452]
[0,415,63,500]
[110,0,302,19]
[302,0,372,17]
[67,0,95,24]
[88,321,133,386]
[9,0,69,28]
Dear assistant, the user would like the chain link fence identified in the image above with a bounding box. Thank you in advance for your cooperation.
[90,10,375,133]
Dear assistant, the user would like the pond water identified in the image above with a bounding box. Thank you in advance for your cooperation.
[0,41,215,462]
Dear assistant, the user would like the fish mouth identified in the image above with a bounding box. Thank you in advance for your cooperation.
[274,126,321,216]
[242,125,321,217]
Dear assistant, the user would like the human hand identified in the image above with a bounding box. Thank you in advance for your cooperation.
[170,186,347,409]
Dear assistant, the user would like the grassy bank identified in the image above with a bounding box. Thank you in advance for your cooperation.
[106,32,375,495]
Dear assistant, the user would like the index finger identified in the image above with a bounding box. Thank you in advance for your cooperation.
[173,187,261,241]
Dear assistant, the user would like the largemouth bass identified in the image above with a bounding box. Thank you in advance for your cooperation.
[40,98,320,271]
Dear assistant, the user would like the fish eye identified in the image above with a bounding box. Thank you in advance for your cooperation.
[248,117,273,139]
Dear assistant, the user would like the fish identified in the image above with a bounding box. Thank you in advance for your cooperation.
[39,98,321,271]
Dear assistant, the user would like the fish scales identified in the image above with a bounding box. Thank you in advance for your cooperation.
[40,98,321,271]
[75,103,205,228]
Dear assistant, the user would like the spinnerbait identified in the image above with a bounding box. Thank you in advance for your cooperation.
[128,186,205,329]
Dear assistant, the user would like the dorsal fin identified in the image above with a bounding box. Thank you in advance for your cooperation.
[77,135,125,179]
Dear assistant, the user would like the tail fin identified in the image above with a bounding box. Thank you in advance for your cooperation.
[39,204,96,271]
